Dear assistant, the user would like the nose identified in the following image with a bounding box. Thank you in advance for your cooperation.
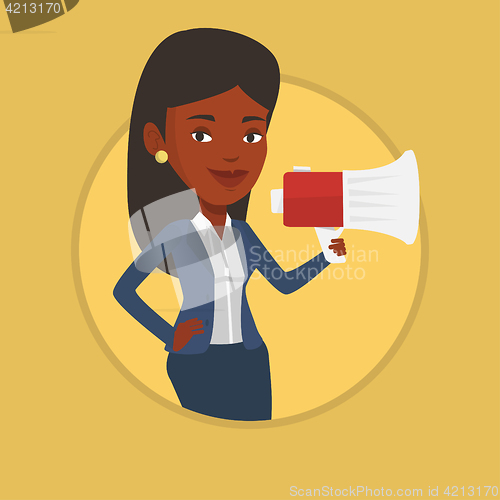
[223,156,239,163]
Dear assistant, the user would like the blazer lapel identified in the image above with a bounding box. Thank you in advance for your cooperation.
[231,219,249,280]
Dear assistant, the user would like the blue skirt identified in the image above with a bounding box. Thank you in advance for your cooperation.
[167,341,271,421]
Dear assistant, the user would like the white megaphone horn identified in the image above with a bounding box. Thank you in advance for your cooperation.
[270,150,420,264]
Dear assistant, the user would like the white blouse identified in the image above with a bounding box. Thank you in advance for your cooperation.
[191,212,245,344]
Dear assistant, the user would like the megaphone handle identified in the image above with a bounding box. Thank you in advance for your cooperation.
[330,227,344,239]
[314,227,346,264]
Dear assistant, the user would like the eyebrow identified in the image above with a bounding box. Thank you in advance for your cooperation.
[187,114,215,121]
[242,116,266,123]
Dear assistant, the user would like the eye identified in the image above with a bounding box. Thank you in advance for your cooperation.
[243,133,263,144]
[191,131,212,143]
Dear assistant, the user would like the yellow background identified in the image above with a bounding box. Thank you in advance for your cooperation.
[1,1,498,499]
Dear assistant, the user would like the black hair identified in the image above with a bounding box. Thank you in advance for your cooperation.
[127,28,280,221]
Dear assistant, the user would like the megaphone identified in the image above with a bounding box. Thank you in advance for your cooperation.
[271,150,420,263]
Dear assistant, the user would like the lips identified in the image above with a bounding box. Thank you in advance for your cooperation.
[207,168,249,188]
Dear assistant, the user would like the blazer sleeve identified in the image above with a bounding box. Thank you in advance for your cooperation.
[240,221,331,295]
[113,222,183,347]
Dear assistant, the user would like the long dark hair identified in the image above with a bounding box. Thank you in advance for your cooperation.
[128,28,280,217]
[127,28,280,272]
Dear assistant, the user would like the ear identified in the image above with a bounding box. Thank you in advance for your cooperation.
[143,122,167,156]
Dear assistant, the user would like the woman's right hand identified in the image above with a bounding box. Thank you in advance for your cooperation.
[173,318,204,351]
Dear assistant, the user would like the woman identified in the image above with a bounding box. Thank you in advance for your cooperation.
[113,28,346,421]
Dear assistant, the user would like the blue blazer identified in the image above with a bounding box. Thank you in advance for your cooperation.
[113,219,330,354]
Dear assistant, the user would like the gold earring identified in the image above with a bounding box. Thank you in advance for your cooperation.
[155,150,168,164]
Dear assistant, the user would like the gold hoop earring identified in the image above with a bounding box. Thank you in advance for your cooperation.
[155,150,168,164]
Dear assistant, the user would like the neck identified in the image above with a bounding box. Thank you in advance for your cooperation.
[199,199,227,228]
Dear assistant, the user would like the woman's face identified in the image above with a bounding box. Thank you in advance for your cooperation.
[164,86,269,207]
